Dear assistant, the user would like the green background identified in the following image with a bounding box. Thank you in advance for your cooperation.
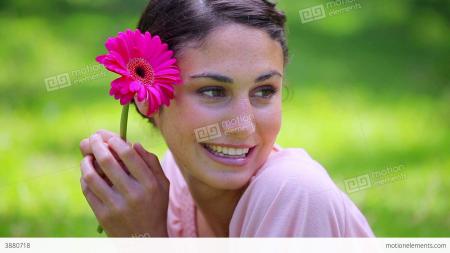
[0,0,448,236]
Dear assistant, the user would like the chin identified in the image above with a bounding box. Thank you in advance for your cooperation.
[196,163,258,190]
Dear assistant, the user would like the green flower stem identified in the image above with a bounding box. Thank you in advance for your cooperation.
[120,104,130,141]
[97,104,130,234]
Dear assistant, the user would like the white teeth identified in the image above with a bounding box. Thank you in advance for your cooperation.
[204,144,250,157]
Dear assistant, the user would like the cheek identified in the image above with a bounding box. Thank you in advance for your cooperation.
[171,92,227,135]
[259,118,281,143]
[159,91,219,149]
[255,103,282,142]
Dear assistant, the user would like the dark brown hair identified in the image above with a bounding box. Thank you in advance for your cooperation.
[134,0,289,125]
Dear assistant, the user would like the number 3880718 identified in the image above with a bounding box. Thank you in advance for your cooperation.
[5,242,31,248]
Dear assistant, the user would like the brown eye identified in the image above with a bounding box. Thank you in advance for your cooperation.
[252,85,278,99]
[197,86,227,98]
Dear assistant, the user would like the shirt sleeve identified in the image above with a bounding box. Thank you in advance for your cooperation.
[229,148,374,237]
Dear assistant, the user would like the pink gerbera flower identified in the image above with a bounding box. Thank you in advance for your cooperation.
[96,29,182,116]
[93,29,182,234]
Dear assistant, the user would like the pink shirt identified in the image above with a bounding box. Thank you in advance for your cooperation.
[160,144,375,237]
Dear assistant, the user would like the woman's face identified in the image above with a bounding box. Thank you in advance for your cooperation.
[155,24,284,190]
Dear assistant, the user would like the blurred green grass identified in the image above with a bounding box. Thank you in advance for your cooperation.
[0,0,449,236]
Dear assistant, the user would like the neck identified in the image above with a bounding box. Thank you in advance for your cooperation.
[183,173,247,237]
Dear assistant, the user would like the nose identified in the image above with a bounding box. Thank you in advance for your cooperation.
[220,97,255,139]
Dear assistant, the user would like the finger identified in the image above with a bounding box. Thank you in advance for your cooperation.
[94,160,108,180]
[107,136,156,189]
[82,132,126,185]
[96,129,119,142]
[80,155,119,208]
[95,162,113,187]
[90,134,135,197]
[80,177,107,217]
[134,143,169,188]
[91,159,111,186]
[80,138,91,156]
[80,139,110,180]
[93,130,132,174]
[80,130,119,156]
[109,149,131,175]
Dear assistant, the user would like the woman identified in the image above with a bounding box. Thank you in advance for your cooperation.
[79,0,374,237]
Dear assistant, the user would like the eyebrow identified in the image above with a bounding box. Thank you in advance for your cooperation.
[189,70,283,83]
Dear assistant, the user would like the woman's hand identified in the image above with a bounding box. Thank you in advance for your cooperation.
[79,130,170,237]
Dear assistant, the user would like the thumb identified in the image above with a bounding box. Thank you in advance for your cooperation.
[134,143,169,188]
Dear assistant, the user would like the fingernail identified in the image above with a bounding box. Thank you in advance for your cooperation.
[92,133,100,140]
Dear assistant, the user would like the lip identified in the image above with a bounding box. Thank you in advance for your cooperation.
[203,143,255,149]
[200,143,256,167]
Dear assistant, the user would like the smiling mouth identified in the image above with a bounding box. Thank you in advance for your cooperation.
[201,143,255,159]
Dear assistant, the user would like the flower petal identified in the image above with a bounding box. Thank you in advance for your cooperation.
[96,29,182,110]
[129,80,141,92]
[136,85,148,102]
[120,93,134,105]
[154,58,177,72]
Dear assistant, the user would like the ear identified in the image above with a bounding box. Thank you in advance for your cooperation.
[134,99,163,129]
[135,98,149,116]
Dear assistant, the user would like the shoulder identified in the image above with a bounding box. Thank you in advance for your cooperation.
[230,146,374,237]
[251,147,336,196]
